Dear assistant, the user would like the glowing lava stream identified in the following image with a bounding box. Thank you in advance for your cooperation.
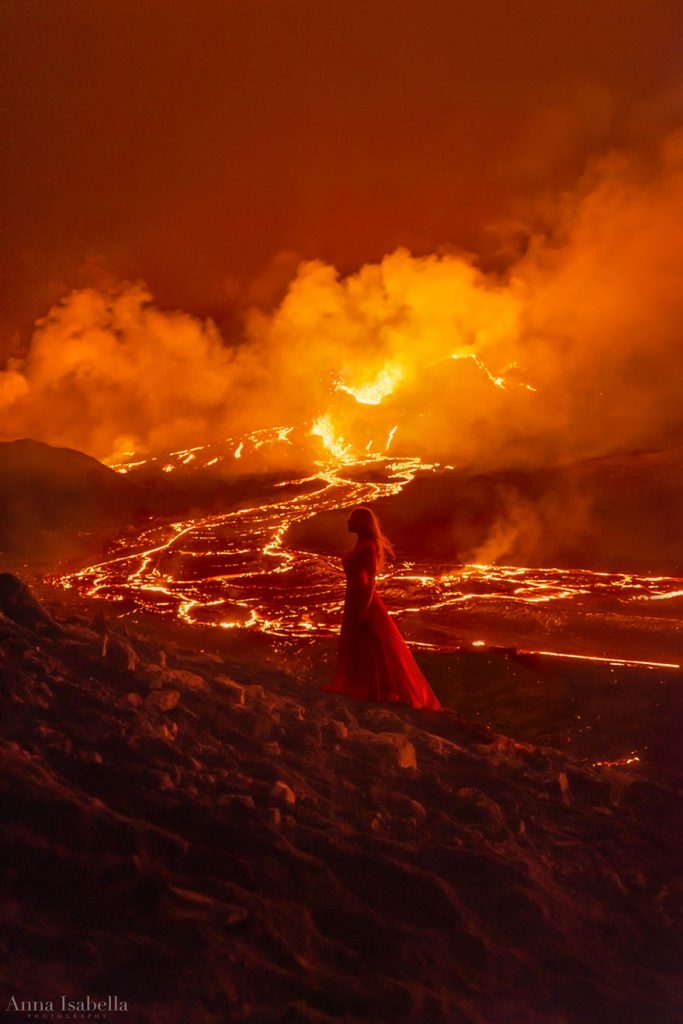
[57,430,683,671]
[59,437,444,638]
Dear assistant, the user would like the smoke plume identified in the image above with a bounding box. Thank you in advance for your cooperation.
[2,134,683,470]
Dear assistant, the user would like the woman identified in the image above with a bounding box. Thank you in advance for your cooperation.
[321,507,442,710]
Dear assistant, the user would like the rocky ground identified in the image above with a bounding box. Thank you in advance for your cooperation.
[1,573,681,1024]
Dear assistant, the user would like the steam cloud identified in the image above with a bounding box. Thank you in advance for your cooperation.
[2,134,683,471]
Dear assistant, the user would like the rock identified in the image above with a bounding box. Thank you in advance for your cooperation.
[386,793,427,824]
[277,695,306,719]
[286,718,322,750]
[363,708,405,731]
[419,732,465,759]
[348,729,418,770]
[243,683,266,702]
[218,793,256,809]
[145,689,181,712]
[329,704,356,728]
[454,788,506,831]
[215,676,246,704]
[34,725,73,755]
[136,663,164,689]
[61,621,100,643]
[270,780,296,804]
[125,692,143,707]
[155,771,176,791]
[0,574,59,632]
[217,794,257,816]
[102,631,139,671]
[165,668,207,691]
[558,771,570,806]
[165,885,248,926]
[330,720,349,740]
[78,751,104,765]
[268,806,282,826]
[492,735,521,756]
[139,663,208,693]
[263,741,281,756]
[234,707,276,740]
[157,723,178,742]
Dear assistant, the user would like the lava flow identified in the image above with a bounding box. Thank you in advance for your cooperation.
[54,425,683,671]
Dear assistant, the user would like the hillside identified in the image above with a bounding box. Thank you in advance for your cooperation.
[1,575,680,1023]
[0,439,141,567]
[290,445,683,575]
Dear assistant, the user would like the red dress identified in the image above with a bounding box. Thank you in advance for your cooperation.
[321,540,441,710]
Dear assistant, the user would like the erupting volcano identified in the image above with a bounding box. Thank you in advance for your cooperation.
[2,1,683,1021]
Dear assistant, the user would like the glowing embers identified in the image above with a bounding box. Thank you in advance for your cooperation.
[309,414,353,461]
[109,426,296,476]
[518,649,680,671]
[593,751,642,768]
[310,412,403,462]
[334,363,403,405]
[450,353,537,392]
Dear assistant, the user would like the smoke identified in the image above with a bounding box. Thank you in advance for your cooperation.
[2,133,683,468]
[0,284,268,462]
[466,485,594,568]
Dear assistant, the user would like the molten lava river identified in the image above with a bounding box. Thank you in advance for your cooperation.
[55,428,683,677]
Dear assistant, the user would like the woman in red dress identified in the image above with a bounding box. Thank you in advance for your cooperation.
[321,507,442,710]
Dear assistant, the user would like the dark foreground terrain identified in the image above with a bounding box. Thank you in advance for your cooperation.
[1,574,681,1024]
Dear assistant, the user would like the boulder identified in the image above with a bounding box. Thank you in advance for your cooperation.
[165,667,207,691]
[146,689,181,712]
[386,792,427,824]
[102,631,139,671]
[417,731,466,759]
[215,676,246,704]
[270,780,296,804]
[454,788,506,831]
[0,574,59,632]
[347,729,418,770]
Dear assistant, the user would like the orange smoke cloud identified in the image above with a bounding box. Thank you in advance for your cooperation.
[0,284,267,462]
[2,133,683,470]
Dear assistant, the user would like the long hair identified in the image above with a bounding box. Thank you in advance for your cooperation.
[351,506,395,570]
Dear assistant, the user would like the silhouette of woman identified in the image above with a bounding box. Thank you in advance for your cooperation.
[321,507,441,709]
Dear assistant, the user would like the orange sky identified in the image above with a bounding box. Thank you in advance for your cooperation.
[1,0,681,358]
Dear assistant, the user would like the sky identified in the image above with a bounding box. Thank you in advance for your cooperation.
[1,0,682,472]
[2,0,681,355]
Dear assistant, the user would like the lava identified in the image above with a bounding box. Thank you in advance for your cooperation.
[53,426,683,672]
[334,363,404,405]
[449,353,537,392]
